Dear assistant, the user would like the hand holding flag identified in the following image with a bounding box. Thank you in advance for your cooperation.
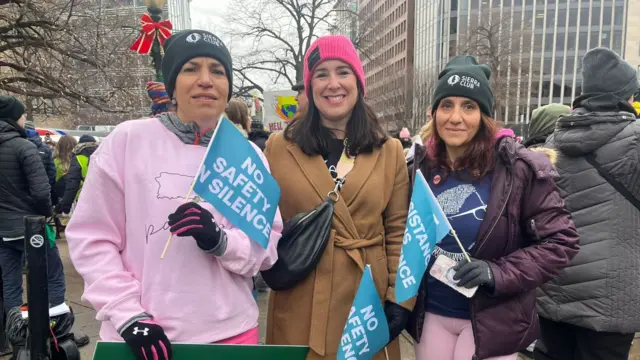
[161,117,280,258]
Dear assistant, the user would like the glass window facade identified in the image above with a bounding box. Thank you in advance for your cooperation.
[413,0,628,124]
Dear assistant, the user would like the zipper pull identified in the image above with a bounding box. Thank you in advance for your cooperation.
[194,127,212,145]
[530,219,542,242]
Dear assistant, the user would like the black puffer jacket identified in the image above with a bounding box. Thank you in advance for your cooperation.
[59,142,98,213]
[27,132,56,202]
[248,130,271,151]
[539,94,640,333]
[0,120,52,238]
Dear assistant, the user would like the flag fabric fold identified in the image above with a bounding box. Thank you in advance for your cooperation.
[192,117,280,249]
[338,265,390,360]
[395,170,451,303]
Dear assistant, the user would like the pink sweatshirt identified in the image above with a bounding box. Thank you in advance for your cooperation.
[65,118,282,343]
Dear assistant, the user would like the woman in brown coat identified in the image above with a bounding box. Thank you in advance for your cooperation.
[264,35,414,360]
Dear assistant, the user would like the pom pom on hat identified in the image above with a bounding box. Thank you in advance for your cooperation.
[399,127,411,139]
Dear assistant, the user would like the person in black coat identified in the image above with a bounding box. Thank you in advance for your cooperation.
[56,135,98,214]
[0,97,52,236]
[248,118,271,152]
[0,96,64,304]
[25,127,56,203]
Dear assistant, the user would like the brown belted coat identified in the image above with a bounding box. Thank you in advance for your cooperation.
[264,133,414,360]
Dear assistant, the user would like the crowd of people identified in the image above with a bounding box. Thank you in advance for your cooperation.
[0,96,96,356]
[1,27,639,360]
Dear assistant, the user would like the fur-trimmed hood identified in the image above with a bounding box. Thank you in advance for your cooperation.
[73,141,98,156]
[529,147,558,165]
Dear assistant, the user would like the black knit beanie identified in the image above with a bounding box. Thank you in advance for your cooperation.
[431,56,494,116]
[0,96,25,123]
[162,30,233,101]
[581,47,637,101]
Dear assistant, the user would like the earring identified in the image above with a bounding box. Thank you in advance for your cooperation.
[171,98,177,105]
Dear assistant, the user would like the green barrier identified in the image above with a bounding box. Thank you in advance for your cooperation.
[93,341,309,360]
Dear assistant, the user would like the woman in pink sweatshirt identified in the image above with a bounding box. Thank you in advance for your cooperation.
[65,30,282,360]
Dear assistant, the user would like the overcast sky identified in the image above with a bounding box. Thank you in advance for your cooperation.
[190,0,229,35]
[188,0,290,93]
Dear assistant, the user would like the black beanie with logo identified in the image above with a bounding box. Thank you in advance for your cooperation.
[431,56,494,117]
[161,30,233,101]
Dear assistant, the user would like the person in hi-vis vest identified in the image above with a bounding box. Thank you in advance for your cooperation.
[56,135,98,214]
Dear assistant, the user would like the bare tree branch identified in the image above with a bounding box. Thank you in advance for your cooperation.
[225,0,337,91]
[457,13,539,122]
[0,0,158,126]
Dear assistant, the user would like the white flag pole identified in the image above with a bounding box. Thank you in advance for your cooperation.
[160,115,225,259]
[417,170,472,263]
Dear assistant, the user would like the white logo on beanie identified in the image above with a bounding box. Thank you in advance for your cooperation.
[448,74,481,90]
[186,33,201,43]
[202,33,225,48]
[186,32,225,49]
[460,76,480,89]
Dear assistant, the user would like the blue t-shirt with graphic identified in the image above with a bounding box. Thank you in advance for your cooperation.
[425,170,492,319]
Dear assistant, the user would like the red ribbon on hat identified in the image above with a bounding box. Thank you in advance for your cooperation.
[129,14,173,55]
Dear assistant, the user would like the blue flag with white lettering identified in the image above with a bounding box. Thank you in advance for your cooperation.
[193,117,280,249]
[337,265,389,360]
[395,170,451,303]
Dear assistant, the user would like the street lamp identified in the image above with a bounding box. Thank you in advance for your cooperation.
[144,0,167,14]
[144,0,169,81]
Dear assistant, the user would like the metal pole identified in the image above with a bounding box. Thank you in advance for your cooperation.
[148,5,164,81]
[0,269,10,356]
[24,216,50,360]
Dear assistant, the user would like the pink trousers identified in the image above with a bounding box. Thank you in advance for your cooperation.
[104,327,259,345]
[215,327,259,345]
[414,312,517,360]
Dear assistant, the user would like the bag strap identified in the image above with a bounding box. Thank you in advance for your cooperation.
[585,153,640,211]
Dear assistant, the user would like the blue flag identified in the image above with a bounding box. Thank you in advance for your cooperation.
[395,170,451,303]
[337,265,389,360]
[192,117,280,249]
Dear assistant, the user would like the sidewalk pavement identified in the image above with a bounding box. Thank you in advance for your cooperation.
[2,240,638,360]
[0,241,413,360]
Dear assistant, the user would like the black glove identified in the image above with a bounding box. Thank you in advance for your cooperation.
[121,320,172,360]
[453,258,495,290]
[168,202,224,252]
[384,301,410,343]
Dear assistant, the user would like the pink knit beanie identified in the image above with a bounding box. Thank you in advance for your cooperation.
[399,127,411,139]
[303,35,366,98]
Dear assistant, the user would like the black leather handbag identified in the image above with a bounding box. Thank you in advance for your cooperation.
[261,192,337,291]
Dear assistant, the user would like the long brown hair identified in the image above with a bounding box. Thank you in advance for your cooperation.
[54,135,77,174]
[284,83,387,156]
[423,112,499,179]
[226,99,251,133]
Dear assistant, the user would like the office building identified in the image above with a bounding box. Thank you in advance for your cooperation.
[357,0,415,132]
[332,0,359,40]
[168,0,192,30]
[414,0,637,126]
